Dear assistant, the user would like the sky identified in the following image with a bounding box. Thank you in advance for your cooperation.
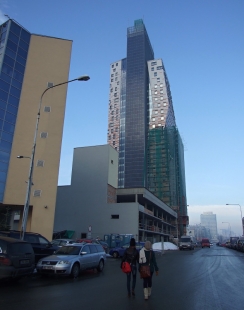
[0,0,243,236]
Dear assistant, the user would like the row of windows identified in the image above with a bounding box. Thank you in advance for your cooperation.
[151,66,163,71]
[111,63,118,68]
[152,116,165,121]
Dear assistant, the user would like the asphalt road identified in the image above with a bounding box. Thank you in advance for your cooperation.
[1,245,244,310]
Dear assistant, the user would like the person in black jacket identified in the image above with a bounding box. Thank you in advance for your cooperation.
[121,238,139,297]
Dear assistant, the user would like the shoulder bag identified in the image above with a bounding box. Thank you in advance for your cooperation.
[140,251,151,278]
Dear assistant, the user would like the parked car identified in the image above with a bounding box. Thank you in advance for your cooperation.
[109,241,145,258]
[36,243,106,278]
[201,238,210,248]
[0,230,58,264]
[76,239,94,243]
[96,240,109,254]
[236,239,244,252]
[0,236,35,280]
[51,239,76,247]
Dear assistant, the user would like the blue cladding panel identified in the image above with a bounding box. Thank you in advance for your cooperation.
[0,20,30,202]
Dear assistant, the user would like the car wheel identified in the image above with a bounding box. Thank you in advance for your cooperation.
[70,263,80,278]
[97,259,104,272]
[113,251,119,258]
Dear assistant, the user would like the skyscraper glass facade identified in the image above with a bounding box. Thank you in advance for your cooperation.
[124,20,154,188]
[0,20,31,201]
[107,20,188,235]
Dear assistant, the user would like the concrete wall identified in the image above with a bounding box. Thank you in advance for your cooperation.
[54,145,123,239]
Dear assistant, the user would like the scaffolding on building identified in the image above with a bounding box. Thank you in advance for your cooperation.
[147,126,188,236]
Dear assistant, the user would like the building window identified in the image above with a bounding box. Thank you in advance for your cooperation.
[155,111,158,114]
[152,124,155,128]
[160,84,163,87]
[157,66,163,70]
[40,132,48,138]
[164,103,167,106]
[154,91,157,94]
[44,106,51,112]
[154,98,158,101]
[151,67,154,71]
[151,61,157,66]
[113,134,116,139]
[113,68,116,72]
[115,87,117,91]
[112,64,114,68]
[111,214,119,219]
[160,97,163,100]
[110,88,113,93]
[115,77,118,81]
[161,117,164,120]
[115,127,118,132]
[111,79,113,82]
[117,81,119,85]
[154,72,157,77]
[160,90,163,93]
[158,123,162,126]
[152,118,155,121]
[108,135,111,140]
[113,141,115,146]
[154,85,157,88]
[114,93,117,97]
[111,74,114,77]
[111,128,114,133]
[161,110,164,113]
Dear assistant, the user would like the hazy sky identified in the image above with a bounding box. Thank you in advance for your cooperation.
[0,0,243,235]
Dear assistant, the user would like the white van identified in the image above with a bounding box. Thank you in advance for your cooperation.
[179,236,194,250]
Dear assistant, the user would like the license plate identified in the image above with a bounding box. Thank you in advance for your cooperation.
[20,259,30,264]
[43,266,53,270]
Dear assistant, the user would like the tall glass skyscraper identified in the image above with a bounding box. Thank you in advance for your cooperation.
[108,20,188,235]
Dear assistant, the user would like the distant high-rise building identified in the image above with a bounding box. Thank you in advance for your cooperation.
[107,19,188,236]
[200,212,218,241]
[0,19,72,239]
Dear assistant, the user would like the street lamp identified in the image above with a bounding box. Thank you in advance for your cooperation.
[19,75,90,240]
[226,203,243,236]
[222,222,231,239]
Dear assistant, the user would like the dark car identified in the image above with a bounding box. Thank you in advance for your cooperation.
[0,230,58,264]
[96,240,109,254]
[0,236,35,280]
[51,239,76,247]
[109,242,145,258]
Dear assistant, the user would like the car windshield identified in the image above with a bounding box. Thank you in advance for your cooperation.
[180,238,191,242]
[55,246,81,255]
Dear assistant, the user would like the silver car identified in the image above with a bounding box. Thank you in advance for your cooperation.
[36,243,106,278]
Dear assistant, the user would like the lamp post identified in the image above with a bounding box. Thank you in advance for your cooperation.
[222,222,231,239]
[19,75,90,240]
[226,203,243,236]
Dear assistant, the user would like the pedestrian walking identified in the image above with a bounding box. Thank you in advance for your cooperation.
[139,240,159,300]
[121,238,139,297]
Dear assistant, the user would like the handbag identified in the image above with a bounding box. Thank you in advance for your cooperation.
[140,250,151,278]
[122,261,131,273]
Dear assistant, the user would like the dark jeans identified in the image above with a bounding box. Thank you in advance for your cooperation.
[143,271,154,288]
[126,265,137,293]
